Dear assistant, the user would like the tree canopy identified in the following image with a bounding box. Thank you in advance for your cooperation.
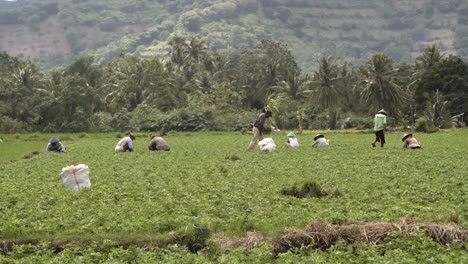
[0,38,466,133]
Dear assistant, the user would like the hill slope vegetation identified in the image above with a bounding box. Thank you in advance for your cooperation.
[1,0,468,69]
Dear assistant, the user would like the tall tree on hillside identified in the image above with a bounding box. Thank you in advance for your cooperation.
[188,36,208,64]
[104,56,182,112]
[0,56,44,129]
[415,44,444,69]
[168,35,189,73]
[306,56,342,109]
[63,55,104,113]
[270,71,309,100]
[167,35,214,94]
[338,62,361,113]
[239,40,300,108]
[304,56,345,129]
[361,54,403,117]
[415,55,468,122]
[409,44,445,90]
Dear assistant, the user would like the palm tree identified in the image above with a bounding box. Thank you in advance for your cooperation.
[1,59,44,123]
[270,71,309,100]
[361,54,403,116]
[187,36,208,64]
[168,35,189,73]
[415,44,444,69]
[306,56,342,109]
[425,90,451,128]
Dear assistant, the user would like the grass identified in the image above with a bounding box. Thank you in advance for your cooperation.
[0,130,467,261]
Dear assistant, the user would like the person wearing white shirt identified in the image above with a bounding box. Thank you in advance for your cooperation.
[115,134,135,152]
[286,132,299,148]
[312,134,330,147]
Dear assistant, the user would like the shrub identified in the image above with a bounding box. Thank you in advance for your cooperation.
[341,115,374,130]
[415,117,439,133]
[211,111,257,131]
[110,110,132,132]
[89,112,113,133]
[0,116,30,133]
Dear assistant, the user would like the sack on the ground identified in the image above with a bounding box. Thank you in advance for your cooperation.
[60,164,91,191]
[259,138,276,152]
[287,137,299,148]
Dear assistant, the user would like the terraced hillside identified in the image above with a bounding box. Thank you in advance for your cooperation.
[0,0,467,70]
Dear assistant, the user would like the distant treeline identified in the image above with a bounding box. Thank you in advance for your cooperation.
[0,36,467,133]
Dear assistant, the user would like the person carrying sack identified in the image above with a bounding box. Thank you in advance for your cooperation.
[248,108,273,149]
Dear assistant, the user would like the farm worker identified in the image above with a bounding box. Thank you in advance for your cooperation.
[286,132,299,148]
[402,133,421,149]
[148,135,170,151]
[371,109,387,148]
[115,134,135,152]
[248,108,273,149]
[312,134,330,147]
[46,136,66,152]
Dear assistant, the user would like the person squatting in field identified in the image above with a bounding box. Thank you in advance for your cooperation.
[286,132,299,148]
[248,108,273,149]
[148,135,170,151]
[46,137,66,152]
[402,133,422,149]
[115,134,135,152]
[312,134,330,147]
[372,109,387,148]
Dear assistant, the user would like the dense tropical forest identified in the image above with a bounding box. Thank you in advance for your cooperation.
[0,0,467,133]
[0,38,467,133]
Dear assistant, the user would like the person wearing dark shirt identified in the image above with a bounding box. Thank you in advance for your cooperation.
[46,137,66,153]
[248,108,272,149]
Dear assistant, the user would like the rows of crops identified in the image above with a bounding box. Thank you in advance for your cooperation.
[0,130,466,262]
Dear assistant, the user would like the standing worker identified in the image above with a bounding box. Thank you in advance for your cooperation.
[371,109,387,148]
[148,135,170,151]
[115,134,135,152]
[248,108,273,149]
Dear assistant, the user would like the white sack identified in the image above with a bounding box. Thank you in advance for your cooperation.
[60,164,91,191]
[259,138,276,152]
[287,138,300,148]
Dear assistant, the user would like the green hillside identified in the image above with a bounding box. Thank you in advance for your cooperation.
[1,0,468,70]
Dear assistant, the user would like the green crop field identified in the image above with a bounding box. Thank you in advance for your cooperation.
[0,130,467,263]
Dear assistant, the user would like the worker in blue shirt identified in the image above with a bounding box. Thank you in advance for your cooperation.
[46,137,66,152]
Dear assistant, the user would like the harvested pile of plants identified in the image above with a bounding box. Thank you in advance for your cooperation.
[272,218,468,254]
[281,181,341,198]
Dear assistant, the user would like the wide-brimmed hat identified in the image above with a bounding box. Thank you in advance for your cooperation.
[377,109,388,115]
[402,133,412,142]
[49,137,60,143]
[314,134,325,141]
[287,132,296,138]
